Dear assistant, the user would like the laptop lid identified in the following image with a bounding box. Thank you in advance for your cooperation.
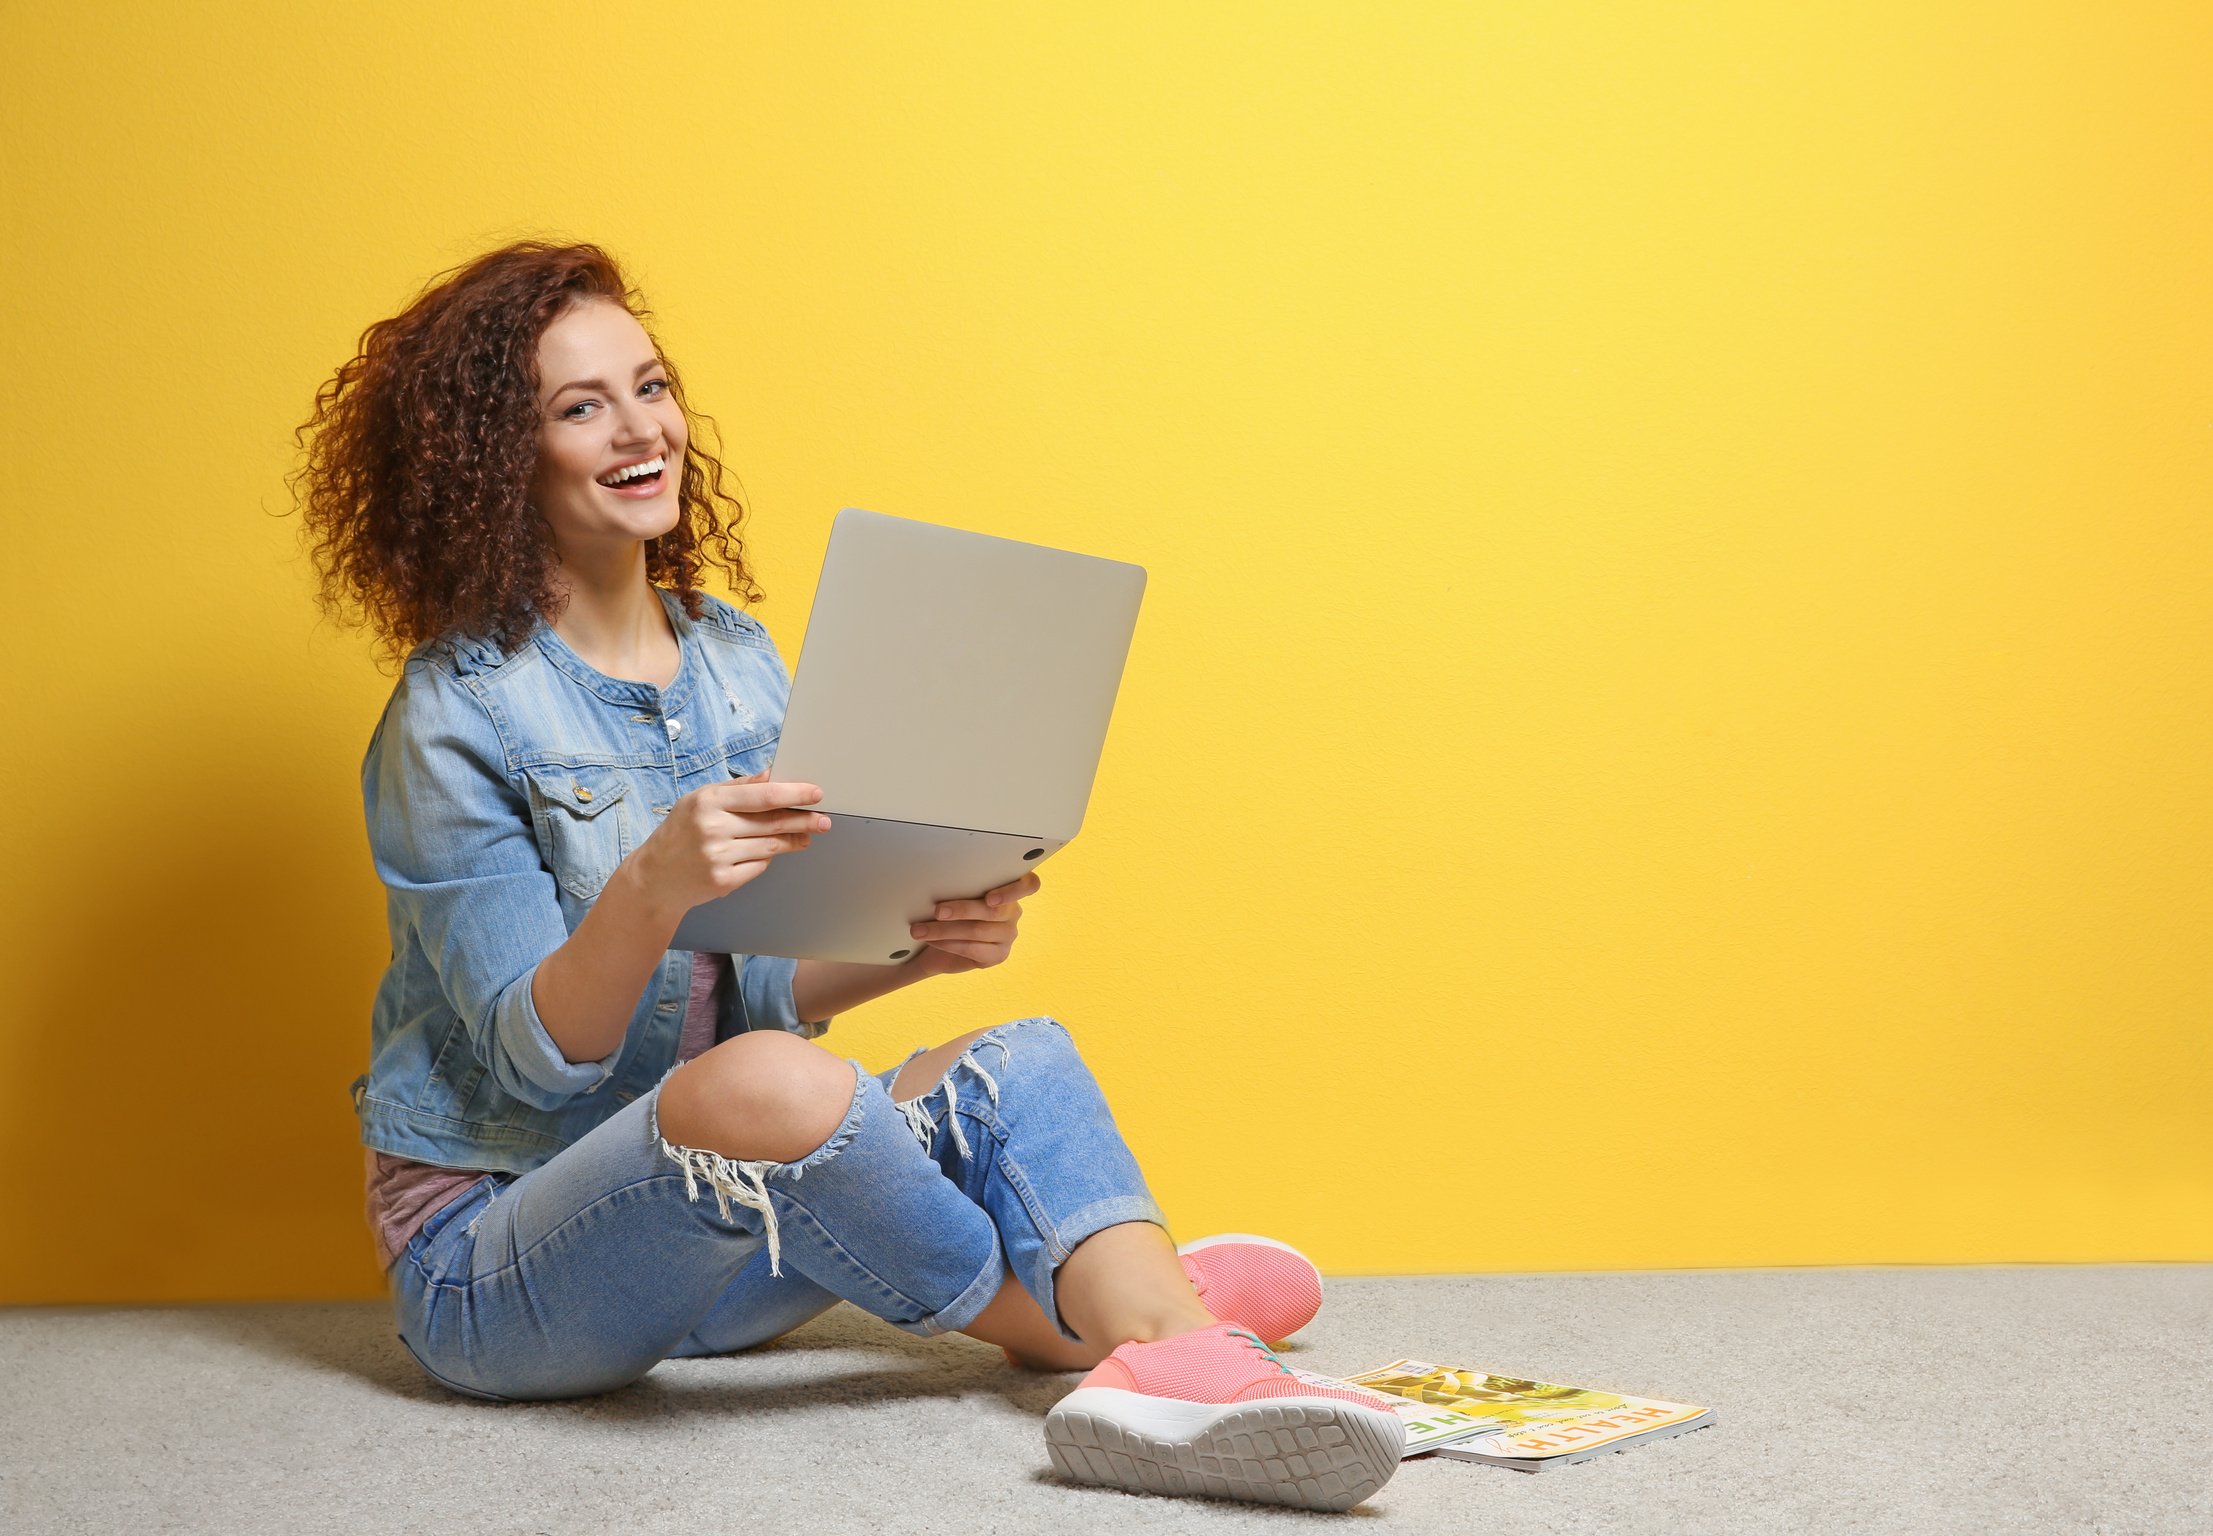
[768,508,1148,841]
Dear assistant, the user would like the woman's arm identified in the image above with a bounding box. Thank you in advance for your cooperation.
[540,878,936,1056]
[531,878,889,1063]
[546,854,1052,1053]
[368,664,630,1108]
[529,858,692,1064]
[370,675,825,1094]
[535,773,829,1063]
[790,955,932,1025]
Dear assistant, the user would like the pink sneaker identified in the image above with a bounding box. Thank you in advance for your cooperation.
[1177,1233,1324,1345]
[1043,1321,1407,1510]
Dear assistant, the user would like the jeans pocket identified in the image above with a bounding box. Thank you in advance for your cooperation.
[406,1175,501,1286]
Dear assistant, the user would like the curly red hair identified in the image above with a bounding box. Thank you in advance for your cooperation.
[289,239,762,663]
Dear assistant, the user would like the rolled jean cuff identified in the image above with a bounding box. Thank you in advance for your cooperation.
[894,1249,1009,1340]
[1039,1194,1175,1343]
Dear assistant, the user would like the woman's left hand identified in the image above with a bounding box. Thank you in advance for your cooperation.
[906,872,1043,975]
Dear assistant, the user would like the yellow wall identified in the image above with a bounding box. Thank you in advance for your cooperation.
[3,3,2208,1305]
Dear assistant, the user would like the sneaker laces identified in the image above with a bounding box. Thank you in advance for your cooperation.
[1227,1325,1292,1375]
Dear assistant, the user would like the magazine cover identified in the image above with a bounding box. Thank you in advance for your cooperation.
[1284,1359,1712,1469]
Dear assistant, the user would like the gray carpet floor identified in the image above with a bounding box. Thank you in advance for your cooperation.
[3,1266,2207,1535]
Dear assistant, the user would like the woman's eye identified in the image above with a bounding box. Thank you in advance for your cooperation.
[561,379,666,419]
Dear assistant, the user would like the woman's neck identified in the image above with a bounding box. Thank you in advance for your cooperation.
[548,542,680,688]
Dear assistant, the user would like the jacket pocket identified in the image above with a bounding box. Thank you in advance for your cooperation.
[522,765,637,902]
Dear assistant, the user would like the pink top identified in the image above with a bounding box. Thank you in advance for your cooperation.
[363,954,730,1272]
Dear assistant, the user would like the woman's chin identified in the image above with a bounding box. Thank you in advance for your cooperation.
[542,504,672,559]
[628,502,684,540]
[569,494,682,546]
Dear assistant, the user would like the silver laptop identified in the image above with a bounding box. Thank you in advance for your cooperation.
[670,508,1147,964]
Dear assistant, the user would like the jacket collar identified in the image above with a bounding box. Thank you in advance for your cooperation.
[529,587,700,713]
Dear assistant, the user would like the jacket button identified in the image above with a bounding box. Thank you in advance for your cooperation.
[575,787,595,801]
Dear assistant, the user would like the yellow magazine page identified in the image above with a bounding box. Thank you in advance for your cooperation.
[1337,1360,1708,1459]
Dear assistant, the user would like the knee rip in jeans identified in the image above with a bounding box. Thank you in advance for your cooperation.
[891,1015,1061,1163]
[647,1057,866,1281]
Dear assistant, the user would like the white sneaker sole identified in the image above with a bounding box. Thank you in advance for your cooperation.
[1044,1387,1405,1511]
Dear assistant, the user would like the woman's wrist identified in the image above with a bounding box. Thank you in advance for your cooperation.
[603,852,689,940]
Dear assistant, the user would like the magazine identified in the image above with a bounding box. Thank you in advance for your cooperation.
[1283,1358,1712,1472]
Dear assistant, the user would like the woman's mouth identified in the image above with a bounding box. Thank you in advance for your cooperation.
[595,454,668,498]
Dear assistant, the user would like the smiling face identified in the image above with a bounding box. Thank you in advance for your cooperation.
[527,297,690,563]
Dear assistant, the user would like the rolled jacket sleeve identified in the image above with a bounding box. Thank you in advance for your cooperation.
[365,659,623,1109]
[736,952,831,1039]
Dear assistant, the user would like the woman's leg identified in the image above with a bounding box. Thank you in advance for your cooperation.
[670,1023,1213,1369]
[873,1015,1211,1370]
[390,1030,1010,1401]
[671,1248,1111,1367]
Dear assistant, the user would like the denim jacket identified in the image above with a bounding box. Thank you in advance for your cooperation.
[347,587,828,1176]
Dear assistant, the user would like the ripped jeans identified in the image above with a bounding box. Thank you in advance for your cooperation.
[387,1015,1170,1402]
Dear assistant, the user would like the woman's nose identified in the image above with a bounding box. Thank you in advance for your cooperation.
[611,396,664,447]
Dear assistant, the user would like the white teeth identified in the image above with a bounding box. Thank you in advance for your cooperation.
[597,455,666,486]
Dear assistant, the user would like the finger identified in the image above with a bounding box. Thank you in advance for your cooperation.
[929,897,1018,923]
[722,808,832,837]
[923,939,1006,966]
[911,918,1017,943]
[706,777,824,812]
[724,831,813,863]
[985,872,1044,907]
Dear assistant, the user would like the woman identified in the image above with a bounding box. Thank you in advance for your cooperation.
[290,239,1406,1511]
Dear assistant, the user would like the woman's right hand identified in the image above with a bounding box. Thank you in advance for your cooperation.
[627,769,829,923]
